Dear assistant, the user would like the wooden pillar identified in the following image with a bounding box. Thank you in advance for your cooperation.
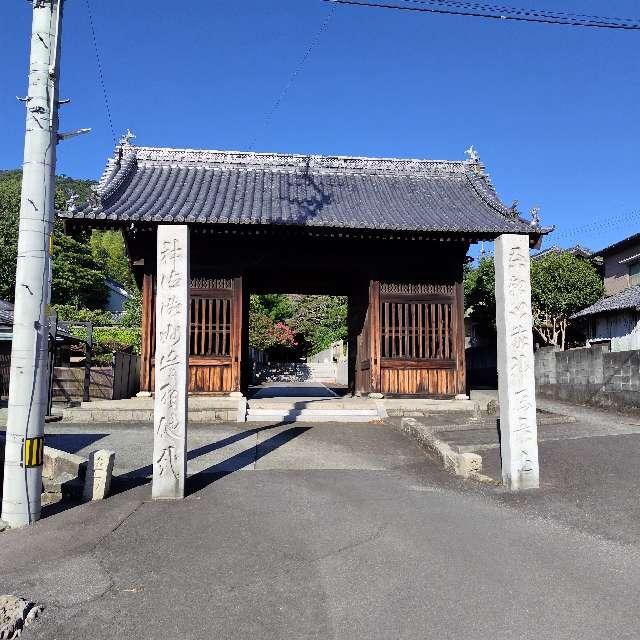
[140,272,153,392]
[495,233,539,491]
[369,280,381,393]
[231,276,243,392]
[455,281,467,395]
[153,225,190,500]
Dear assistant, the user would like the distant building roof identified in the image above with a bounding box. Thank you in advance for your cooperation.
[0,299,13,326]
[0,299,80,343]
[105,277,130,299]
[531,244,593,261]
[60,138,549,240]
[571,285,640,319]
[594,233,640,258]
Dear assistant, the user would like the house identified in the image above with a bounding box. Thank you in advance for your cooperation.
[531,243,595,261]
[0,299,83,397]
[572,233,640,351]
[104,277,130,315]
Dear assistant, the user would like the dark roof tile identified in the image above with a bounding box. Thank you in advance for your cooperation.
[572,286,640,319]
[61,143,544,236]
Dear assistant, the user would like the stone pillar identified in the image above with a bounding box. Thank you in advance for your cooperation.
[495,234,539,490]
[153,225,190,499]
[83,450,116,502]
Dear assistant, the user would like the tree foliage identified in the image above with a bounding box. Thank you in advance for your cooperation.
[290,295,348,355]
[530,252,603,349]
[248,294,348,359]
[51,230,108,308]
[464,257,496,334]
[89,230,136,290]
[0,170,116,307]
[464,251,603,349]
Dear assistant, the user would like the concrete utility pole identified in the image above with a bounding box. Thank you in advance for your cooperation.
[1,0,64,527]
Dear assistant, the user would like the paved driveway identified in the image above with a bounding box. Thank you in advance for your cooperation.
[1,420,640,639]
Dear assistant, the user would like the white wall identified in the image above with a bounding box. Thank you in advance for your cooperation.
[589,311,640,352]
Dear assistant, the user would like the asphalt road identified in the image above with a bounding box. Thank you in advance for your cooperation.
[2,420,640,639]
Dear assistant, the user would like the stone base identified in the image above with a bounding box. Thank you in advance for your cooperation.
[63,397,240,423]
[398,417,482,478]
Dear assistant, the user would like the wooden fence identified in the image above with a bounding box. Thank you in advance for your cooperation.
[51,353,140,403]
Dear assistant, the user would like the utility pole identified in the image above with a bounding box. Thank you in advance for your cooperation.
[1,0,64,527]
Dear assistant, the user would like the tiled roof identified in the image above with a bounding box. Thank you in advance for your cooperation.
[0,299,78,342]
[60,140,544,236]
[595,233,640,257]
[571,285,640,319]
[531,244,593,261]
[0,300,13,326]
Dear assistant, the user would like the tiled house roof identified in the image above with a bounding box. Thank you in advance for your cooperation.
[571,285,640,319]
[531,244,593,261]
[60,139,545,237]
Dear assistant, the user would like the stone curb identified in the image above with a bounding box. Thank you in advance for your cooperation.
[398,417,482,479]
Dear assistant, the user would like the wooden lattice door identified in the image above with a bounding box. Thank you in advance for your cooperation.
[141,276,243,394]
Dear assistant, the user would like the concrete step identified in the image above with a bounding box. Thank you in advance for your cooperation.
[62,396,244,423]
[245,407,383,423]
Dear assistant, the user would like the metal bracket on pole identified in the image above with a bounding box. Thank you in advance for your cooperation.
[57,127,91,142]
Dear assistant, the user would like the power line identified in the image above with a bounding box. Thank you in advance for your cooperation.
[84,0,116,144]
[553,210,640,240]
[323,0,640,30]
[247,3,337,151]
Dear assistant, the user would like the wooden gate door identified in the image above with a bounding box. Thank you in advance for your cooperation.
[378,283,465,396]
[355,281,381,394]
[188,277,243,393]
[141,276,243,394]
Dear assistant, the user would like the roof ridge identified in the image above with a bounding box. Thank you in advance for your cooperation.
[133,144,468,167]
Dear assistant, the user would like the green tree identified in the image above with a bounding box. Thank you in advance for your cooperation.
[0,171,22,301]
[464,251,603,350]
[51,229,108,308]
[530,252,603,350]
[0,170,119,308]
[119,287,142,328]
[464,256,496,334]
[89,229,136,290]
[290,295,348,355]
[248,295,297,353]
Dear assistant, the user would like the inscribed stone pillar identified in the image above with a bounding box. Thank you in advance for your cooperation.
[153,225,190,499]
[495,233,539,490]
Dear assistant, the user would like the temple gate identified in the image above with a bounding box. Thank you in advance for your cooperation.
[63,139,548,405]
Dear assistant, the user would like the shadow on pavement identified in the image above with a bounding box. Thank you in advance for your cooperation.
[110,422,310,496]
[187,426,310,495]
[45,432,109,454]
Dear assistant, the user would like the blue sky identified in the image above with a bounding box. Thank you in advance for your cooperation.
[2,0,639,255]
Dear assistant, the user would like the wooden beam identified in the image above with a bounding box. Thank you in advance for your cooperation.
[140,272,153,392]
[455,282,467,395]
[370,280,381,393]
[381,358,456,370]
[231,276,243,392]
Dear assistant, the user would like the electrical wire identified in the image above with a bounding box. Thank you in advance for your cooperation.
[323,0,640,30]
[84,0,116,144]
[247,2,337,151]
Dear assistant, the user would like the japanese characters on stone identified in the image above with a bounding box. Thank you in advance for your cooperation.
[153,226,189,499]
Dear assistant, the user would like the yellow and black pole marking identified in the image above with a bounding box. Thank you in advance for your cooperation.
[23,437,44,468]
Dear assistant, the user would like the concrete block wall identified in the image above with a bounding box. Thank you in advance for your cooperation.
[535,345,640,411]
[534,346,558,385]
